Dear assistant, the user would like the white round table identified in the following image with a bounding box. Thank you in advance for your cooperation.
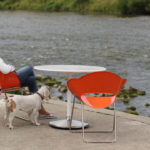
[34,65,106,129]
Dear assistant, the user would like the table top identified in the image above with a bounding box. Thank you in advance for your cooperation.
[34,65,106,73]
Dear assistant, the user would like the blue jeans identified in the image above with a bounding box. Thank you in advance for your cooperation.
[17,66,38,93]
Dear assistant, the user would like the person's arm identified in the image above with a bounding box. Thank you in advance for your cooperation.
[0,58,15,74]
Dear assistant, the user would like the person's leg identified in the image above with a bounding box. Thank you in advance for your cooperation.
[26,76,38,93]
[16,66,50,115]
[39,104,50,115]
[17,66,38,93]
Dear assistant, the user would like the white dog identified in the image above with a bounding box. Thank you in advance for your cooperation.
[4,86,51,129]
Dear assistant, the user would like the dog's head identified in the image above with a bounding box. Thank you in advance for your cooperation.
[38,86,51,101]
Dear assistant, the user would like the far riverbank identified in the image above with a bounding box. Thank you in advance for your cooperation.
[0,0,150,16]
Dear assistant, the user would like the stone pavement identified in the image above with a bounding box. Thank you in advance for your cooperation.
[0,95,150,150]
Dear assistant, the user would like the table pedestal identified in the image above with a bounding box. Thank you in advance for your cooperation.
[49,72,88,129]
[34,65,106,129]
[49,119,88,129]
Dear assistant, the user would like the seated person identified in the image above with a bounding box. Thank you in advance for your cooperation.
[0,57,55,119]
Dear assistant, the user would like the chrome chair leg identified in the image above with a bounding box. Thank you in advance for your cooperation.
[81,103,85,141]
[70,97,117,143]
[113,102,117,142]
[82,102,117,143]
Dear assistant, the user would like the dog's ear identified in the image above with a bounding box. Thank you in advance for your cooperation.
[44,86,51,99]
[46,86,51,92]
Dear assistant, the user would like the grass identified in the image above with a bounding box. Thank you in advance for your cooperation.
[0,0,150,16]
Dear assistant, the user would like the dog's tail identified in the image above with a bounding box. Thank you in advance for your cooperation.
[4,95,14,102]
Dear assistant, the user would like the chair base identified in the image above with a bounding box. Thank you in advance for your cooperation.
[72,127,116,143]
[70,96,117,143]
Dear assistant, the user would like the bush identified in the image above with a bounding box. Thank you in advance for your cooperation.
[128,0,150,14]
[117,0,128,15]
[117,0,150,15]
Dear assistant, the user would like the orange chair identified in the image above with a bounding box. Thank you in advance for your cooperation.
[0,71,29,121]
[0,71,24,98]
[67,71,126,143]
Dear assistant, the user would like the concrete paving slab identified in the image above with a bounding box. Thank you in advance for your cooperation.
[0,95,150,150]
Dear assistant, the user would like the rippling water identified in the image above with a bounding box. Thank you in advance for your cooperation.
[0,11,150,116]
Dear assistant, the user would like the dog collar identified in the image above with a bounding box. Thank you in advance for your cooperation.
[36,92,44,100]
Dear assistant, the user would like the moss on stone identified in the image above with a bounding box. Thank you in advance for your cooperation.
[124,106,138,115]
[145,103,150,107]
[124,110,139,115]
[58,84,67,93]
[117,87,146,104]
[126,106,136,111]
[36,75,61,87]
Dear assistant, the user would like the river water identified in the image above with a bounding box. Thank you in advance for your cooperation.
[0,11,150,116]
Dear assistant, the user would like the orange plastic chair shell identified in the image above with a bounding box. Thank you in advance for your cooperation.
[81,95,117,109]
[67,71,126,109]
[0,71,21,90]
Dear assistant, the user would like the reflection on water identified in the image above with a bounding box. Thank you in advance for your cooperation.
[0,11,150,116]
